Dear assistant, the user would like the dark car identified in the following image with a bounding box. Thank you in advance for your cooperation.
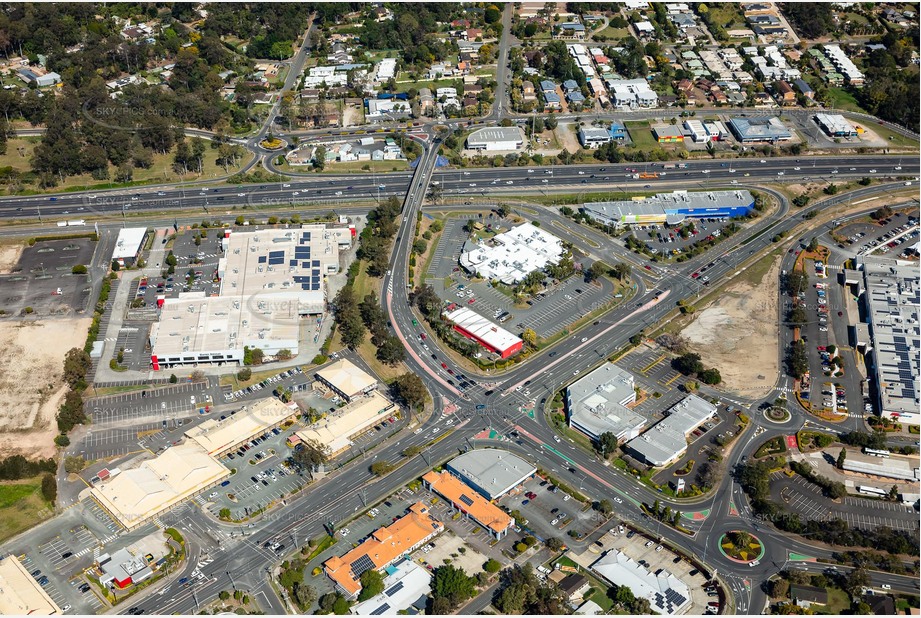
[79,583,91,593]
[128,608,144,615]
[62,552,73,559]
[31,569,41,578]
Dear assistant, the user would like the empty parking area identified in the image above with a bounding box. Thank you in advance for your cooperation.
[84,498,122,535]
[0,238,96,315]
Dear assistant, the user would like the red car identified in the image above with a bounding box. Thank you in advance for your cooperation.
[441,362,448,369]
[468,298,475,304]
[691,272,700,279]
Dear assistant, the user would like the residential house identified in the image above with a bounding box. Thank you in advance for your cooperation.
[544,91,562,110]
[559,574,591,604]
[793,78,814,99]
[418,87,434,112]
[790,585,828,609]
[556,22,586,39]
[562,79,580,93]
[774,80,795,105]
[465,28,483,41]
[522,81,536,99]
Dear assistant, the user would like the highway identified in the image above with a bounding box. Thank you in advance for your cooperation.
[1,156,915,223]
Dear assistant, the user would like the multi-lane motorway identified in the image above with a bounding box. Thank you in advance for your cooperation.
[1,156,916,221]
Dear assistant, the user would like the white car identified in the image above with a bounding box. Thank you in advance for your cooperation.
[208,492,218,499]
[283,183,291,188]
[613,497,623,504]
[563,495,571,502]
[237,192,245,197]
[554,436,561,443]
[432,427,440,434]
[551,518,559,525]
[191,396,196,405]
[760,159,766,163]
[794,167,801,171]
[340,528,349,537]
[581,337,588,343]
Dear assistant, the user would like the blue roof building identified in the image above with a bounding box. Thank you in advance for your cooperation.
[563,79,579,92]
[609,122,627,140]
[540,80,557,93]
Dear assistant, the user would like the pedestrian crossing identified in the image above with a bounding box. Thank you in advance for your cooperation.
[152,516,165,528]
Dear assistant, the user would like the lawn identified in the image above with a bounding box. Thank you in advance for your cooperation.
[624,120,659,151]
[825,87,867,114]
[817,587,850,615]
[0,138,254,195]
[705,3,747,29]
[865,120,920,150]
[592,26,630,41]
[738,248,781,287]
[0,477,51,543]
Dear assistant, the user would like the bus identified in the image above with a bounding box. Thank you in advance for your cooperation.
[863,448,890,458]
[857,486,888,497]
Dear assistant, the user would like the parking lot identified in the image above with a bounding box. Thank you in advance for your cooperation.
[425,213,620,340]
[834,210,919,259]
[775,473,918,531]
[618,346,690,417]
[0,237,96,316]
[631,218,734,261]
[496,475,601,543]
[209,425,305,520]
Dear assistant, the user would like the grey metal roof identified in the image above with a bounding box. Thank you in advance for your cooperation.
[626,395,716,466]
[567,363,645,440]
[447,449,536,498]
[466,126,524,145]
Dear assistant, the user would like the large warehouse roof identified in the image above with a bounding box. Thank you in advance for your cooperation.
[447,449,536,499]
[626,395,716,466]
[91,442,229,529]
[443,307,522,356]
[150,292,300,358]
[592,551,690,615]
[324,502,443,598]
[859,257,920,421]
[0,555,62,615]
[315,358,378,401]
[295,391,396,456]
[583,190,755,226]
[460,223,564,284]
[185,398,296,455]
[842,453,920,481]
[568,363,646,441]
[466,126,524,149]
[727,116,792,141]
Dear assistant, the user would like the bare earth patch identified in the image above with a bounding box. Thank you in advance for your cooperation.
[0,243,24,273]
[0,318,92,458]
[681,257,780,396]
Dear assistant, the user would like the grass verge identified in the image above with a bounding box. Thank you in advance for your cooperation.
[0,477,52,543]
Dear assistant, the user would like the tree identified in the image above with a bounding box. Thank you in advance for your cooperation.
[596,499,613,515]
[597,431,618,458]
[291,438,330,475]
[432,564,476,609]
[63,347,91,388]
[219,508,231,519]
[836,448,846,469]
[521,328,538,348]
[276,349,293,361]
[586,260,608,282]
[698,368,721,385]
[484,558,502,573]
[844,568,870,597]
[546,537,564,551]
[219,590,231,601]
[672,353,704,375]
[57,389,87,433]
[887,485,899,502]
[243,346,265,366]
[390,373,427,409]
[358,570,385,601]
[370,461,395,476]
[63,456,85,473]
[293,582,316,608]
[41,473,56,503]
[237,368,252,381]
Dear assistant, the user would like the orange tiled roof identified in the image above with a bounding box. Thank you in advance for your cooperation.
[423,470,513,534]
[323,502,443,596]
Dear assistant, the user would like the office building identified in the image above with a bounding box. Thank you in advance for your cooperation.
[465,127,525,151]
[625,395,717,466]
[422,470,514,539]
[568,363,646,441]
[459,223,565,284]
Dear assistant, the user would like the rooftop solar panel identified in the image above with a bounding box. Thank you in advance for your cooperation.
[350,554,375,578]
[385,581,405,597]
[370,604,391,615]
[459,494,474,507]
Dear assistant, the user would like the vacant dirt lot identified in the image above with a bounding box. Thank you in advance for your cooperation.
[0,318,91,458]
[0,243,23,272]
[681,256,781,395]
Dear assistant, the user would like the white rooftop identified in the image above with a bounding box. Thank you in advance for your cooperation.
[351,559,431,615]
[112,227,147,260]
[568,363,646,441]
[592,551,691,615]
[444,306,522,354]
[626,395,717,466]
[459,223,564,284]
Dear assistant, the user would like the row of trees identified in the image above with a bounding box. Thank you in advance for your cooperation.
[492,564,569,614]
[671,352,721,385]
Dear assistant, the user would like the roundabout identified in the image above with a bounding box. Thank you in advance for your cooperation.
[718,530,766,563]
[763,405,792,424]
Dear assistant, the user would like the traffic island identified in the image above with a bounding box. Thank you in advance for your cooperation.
[718,531,765,563]
[763,406,791,423]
